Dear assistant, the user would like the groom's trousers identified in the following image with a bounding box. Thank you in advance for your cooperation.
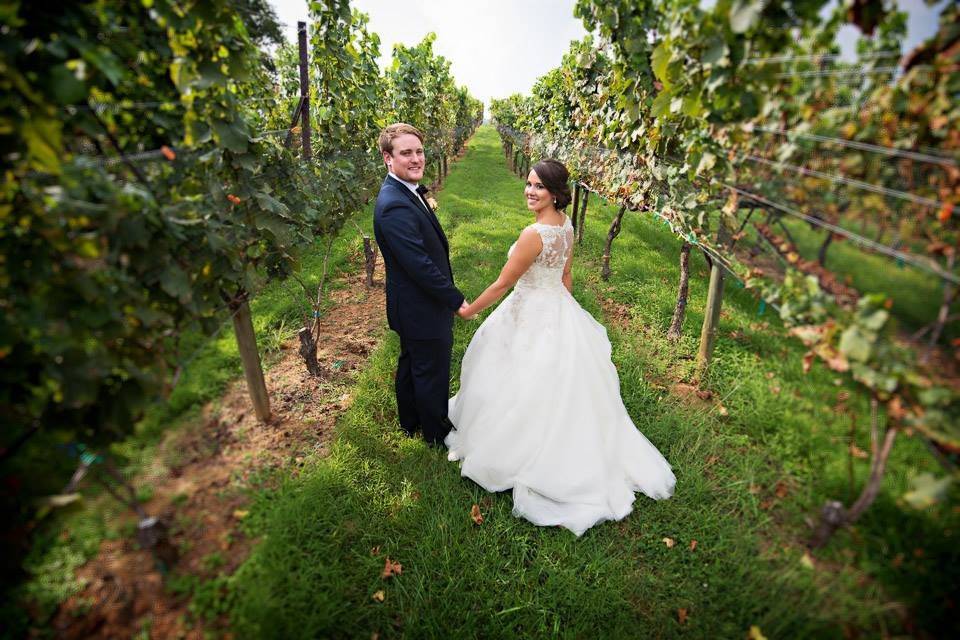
[395,333,454,446]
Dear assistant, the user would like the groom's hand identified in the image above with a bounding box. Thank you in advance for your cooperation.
[457,300,474,320]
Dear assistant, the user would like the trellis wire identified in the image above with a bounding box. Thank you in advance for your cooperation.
[746,125,958,167]
[720,181,960,285]
[742,154,944,209]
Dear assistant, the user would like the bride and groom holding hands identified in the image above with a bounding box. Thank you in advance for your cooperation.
[372,123,675,536]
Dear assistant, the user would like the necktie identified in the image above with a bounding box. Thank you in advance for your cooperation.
[415,185,432,212]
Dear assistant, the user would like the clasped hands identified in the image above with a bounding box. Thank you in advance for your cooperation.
[457,300,477,321]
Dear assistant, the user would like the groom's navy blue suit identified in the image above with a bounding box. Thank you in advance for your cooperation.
[374,175,464,445]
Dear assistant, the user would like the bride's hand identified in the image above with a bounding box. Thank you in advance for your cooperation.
[458,301,478,320]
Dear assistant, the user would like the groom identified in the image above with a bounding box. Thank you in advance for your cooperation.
[373,123,470,446]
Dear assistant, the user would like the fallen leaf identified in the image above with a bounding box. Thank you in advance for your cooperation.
[770,385,781,395]
[849,443,869,459]
[160,145,176,161]
[662,537,675,548]
[371,590,385,602]
[370,546,381,556]
[759,498,775,510]
[800,551,815,569]
[689,539,698,551]
[717,403,728,416]
[748,484,761,495]
[774,481,789,498]
[381,557,402,579]
[678,608,688,625]
[232,509,249,520]
[802,351,815,374]
[470,504,484,526]
[765,372,775,380]
[748,625,768,640]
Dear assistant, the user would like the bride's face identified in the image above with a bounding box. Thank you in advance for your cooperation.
[525,170,554,213]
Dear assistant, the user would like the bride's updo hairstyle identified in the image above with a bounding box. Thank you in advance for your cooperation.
[531,159,572,210]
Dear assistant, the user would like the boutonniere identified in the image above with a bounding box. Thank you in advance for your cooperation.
[426,196,439,211]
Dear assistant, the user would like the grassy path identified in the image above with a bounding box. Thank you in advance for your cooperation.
[221,127,955,638]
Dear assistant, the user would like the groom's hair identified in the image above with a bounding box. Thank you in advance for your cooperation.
[379,123,424,155]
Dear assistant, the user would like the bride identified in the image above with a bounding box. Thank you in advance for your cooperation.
[445,159,675,536]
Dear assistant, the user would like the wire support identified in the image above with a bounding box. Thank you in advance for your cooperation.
[746,125,958,167]
[745,51,899,65]
[774,66,900,79]
[720,181,960,286]
[741,154,944,209]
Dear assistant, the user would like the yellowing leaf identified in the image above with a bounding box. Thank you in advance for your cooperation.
[800,551,815,570]
[371,590,385,602]
[232,509,249,520]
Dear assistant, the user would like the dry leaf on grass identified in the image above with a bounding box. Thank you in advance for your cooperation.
[370,546,381,556]
[800,551,815,570]
[774,481,789,498]
[662,537,675,548]
[689,540,698,551]
[677,608,688,624]
[232,509,249,520]
[849,443,869,459]
[748,625,768,640]
[470,504,484,525]
[371,590,385,602]
[381,557,402,579]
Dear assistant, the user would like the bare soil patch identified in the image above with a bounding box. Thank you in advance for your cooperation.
[51,258,386,640]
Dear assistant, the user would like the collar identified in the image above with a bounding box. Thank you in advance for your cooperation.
[388,171,420,195]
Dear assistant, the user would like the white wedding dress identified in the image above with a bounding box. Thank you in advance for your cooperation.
[446,217,676,536]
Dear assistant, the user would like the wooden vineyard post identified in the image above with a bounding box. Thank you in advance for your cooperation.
[601,204,627,280]
[231,295,271,422]
[571,182,580,230]
[297,21,311,160]
[577,188,589,244]
[696,225,730,378]
[361,230,378,287]
[667,241,692,340]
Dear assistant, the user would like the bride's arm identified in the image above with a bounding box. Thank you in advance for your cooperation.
[462,228,541,318]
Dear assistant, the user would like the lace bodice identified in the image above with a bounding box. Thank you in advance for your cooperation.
[508,217,574,291]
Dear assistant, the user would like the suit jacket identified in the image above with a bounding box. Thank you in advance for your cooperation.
[373,175,464,340]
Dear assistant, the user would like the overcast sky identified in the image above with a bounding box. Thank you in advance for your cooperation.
[267,0,947,109]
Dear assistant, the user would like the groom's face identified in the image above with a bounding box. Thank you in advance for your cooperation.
[384,134,425,184]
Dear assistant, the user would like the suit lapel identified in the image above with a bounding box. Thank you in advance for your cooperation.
[386,176,449,249]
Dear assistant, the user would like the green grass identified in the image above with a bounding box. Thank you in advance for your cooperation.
[219,127,959,638]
